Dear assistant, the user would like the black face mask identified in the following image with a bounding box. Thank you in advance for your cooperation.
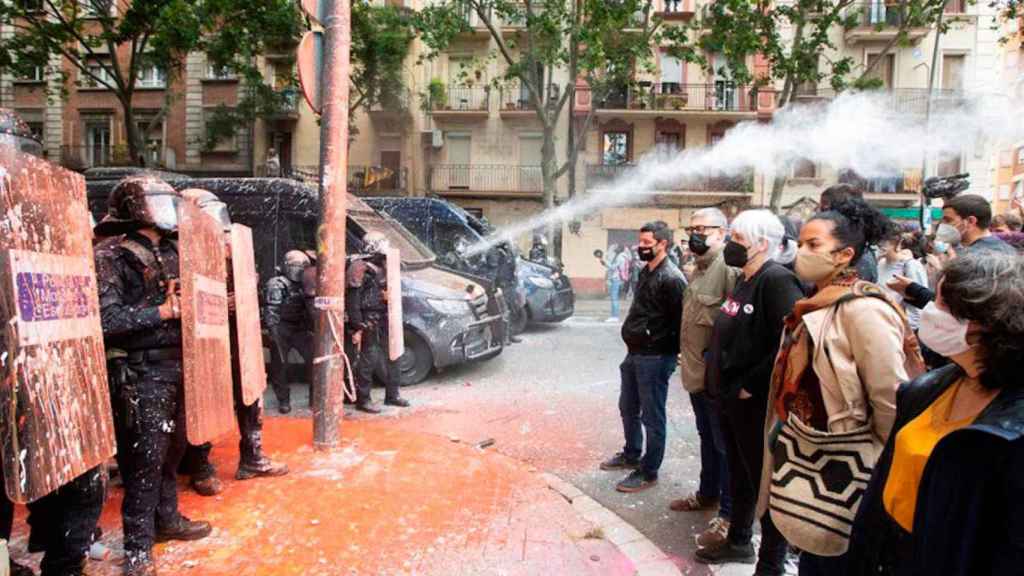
[688,233,710,256]
[637,246,656,261]
[722,240,750,268]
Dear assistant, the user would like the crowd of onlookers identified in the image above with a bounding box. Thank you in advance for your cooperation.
[599,185,1024,576]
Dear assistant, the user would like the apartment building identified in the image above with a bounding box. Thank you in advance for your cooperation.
[0,2,302,176]
[992,19,1024,216]
[778,0,1004,221]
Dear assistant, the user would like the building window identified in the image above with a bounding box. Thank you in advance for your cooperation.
[135,117,164,165]
[17,0,44,12]
[944,0,966,13]
[937,152,962,178]
[204,110,239,153]
[792,157,817,179]
[655,131,681,152]
[602,132,630,165]
[81,62,115,88]
[136,66,167,89]
[83,119,111,167]
[25,121,44,146]
[16,66,45,83]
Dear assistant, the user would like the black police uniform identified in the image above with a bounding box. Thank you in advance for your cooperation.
[24,466,107,576]
[262,274,313,408]
[95,232,187,556]
[345,257,400,405]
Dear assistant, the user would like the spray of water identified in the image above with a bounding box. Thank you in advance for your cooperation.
[466,90,1022,256]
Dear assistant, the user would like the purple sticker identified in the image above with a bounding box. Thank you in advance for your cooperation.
[15,272,94,322]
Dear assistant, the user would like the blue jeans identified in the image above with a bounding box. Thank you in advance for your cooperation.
[619,354,677,478]
[608,277,622,318]
[691,392,732,519]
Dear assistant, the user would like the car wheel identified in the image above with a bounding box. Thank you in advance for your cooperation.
[510,305,528,335]
[396,331,432,386]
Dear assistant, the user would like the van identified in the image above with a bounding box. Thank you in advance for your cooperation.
[86,176,504,385]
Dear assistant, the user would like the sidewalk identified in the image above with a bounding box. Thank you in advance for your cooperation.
[573,298,633,320]
[9,417,678,576]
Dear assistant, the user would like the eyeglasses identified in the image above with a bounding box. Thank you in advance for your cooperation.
[683,225,722,235]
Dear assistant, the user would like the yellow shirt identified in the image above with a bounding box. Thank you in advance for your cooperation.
[883,382,976,532]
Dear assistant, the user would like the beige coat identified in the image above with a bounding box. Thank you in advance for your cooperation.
[756,295,913,516]
[679,247,738,393]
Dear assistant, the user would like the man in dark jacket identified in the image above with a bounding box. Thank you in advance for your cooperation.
[600,221,687,493]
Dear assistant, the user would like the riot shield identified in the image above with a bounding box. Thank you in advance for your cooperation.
[385,247,404,361]
[178,201,234,444]
[230,224,267,406]
[0,147,115,503]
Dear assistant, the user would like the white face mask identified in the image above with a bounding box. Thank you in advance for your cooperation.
[918,302,971,358]
[935,223,962,246]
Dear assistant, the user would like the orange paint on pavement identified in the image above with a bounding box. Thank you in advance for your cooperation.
[11,417,629,575]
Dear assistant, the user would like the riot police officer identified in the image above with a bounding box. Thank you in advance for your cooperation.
[529,233,548,263]
[176,190,289,496]
[1,108,108,576]
[346,232,409,413]
[94,177,212,576]
[262,250,314,414]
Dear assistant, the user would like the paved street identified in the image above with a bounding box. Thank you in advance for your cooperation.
[325,302,779,575]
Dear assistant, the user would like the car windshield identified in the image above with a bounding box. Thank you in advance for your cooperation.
[348,197,435,266]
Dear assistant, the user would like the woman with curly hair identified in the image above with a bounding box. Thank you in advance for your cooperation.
[848,251,1024,575]
[754,194,926,575]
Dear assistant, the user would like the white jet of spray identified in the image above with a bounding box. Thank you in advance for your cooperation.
[465,90,1022,256]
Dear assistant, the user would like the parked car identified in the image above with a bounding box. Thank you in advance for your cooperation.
[365,197,575,330]
[86,176,505,385]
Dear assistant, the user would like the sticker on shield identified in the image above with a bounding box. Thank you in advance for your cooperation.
[0,146,114,503]
[178,200,233,445]
[230,224,268,406]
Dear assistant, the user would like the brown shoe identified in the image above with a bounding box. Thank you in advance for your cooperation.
[696,516,730,548]
[190,476,224,497]
[669,492,719,512]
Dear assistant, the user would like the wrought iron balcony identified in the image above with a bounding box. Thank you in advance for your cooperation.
[586,163,753,194]
[429,164,543,195]
[591,82,756,113]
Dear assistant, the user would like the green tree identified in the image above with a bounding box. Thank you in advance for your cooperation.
[350,1,415,117]
[0,0,303,166]
[414,0,699,248]
[700,0,950,210]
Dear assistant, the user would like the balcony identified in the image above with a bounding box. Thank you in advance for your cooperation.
[349,165,407,196]
[429,164,543,198]
[791,88,968,116]
[426,86,490,119]
[369,88,412,118]
[838,169,920,201]
[656,0,695,20]
[845,3,930,43]
[586,163,754,195]
[499,83,537,116]
[589,83,757,115]
[456,3,491,38]
[266,88,300,120]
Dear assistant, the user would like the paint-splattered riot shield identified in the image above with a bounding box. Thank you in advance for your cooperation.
[385,247,404,361]
[178,201,233,444]
[230,224,267,406]
[0,148,115,503]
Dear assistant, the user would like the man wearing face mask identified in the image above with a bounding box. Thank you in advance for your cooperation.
[262,250,314,414]
[889,194,1015,311]
[94,177,213,575]
[669,208,738,548]
[600,221,687,493]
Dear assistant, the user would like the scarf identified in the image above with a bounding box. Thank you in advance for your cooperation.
[772,270,927,426]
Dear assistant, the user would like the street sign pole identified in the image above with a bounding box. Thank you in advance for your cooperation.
[307,0,350,450]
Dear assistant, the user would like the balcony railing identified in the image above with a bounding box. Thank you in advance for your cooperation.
[791,88,968,116]
[591,83,756,113]
[499,83,536,112]
[348,165,407,195]
[429,164,543,194]
[586,163,753,193]
[267,88,300,118]
[848,2,907,28]
[427,86,490,112]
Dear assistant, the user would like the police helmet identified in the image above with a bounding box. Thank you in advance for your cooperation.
[95,176,182,236]
[0,108,44,158]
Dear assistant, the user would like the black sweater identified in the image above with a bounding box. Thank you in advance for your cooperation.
[706,260,805,401]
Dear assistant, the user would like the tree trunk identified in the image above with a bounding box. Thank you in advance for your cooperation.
[768,173,787,212]
[122,98,146,167]
[541,123,559,257]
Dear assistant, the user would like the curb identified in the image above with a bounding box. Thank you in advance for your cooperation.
[539,473,682,576]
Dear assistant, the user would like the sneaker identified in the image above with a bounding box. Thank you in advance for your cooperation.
[615,470,658,493]
[155,516,212,543]
[236,459,289,481]
[696,516,731,548]
[694,539,755,565]
[599,452,641,471]
[669,492,719,512]
[190,475,223,497]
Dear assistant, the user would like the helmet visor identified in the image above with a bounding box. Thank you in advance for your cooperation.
[201,201,231,232]
[144,193,181,233]
[0,134,44,158]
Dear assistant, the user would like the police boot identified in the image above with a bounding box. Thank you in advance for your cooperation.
[236,433,289,480]
[384,397,410,408]
[124,551,157,576]
[189,475,224,497]
[355,401,381,414]
[155,516,212,543]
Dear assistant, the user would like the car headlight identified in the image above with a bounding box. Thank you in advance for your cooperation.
[527,276,555,289]
[427,298,470,315]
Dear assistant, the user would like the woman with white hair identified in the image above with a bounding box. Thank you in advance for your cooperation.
[696,209,806,575]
